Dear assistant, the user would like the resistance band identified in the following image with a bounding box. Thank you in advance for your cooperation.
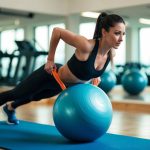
[52,69,98,90]
[51,69,66,90]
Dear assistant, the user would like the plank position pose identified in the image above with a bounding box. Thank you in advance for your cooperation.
[0,12,125,124]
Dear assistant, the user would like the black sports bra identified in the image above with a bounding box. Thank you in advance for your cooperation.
[67,39,110,80]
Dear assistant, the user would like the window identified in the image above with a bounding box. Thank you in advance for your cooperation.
[79,22,95,39]
[139,28,150,65]
[1,30,16,54]
[34,23,65,69]
[1,29,24,54]
[15,28,24,41]
[34,26,49,51]
[0,28,24,77]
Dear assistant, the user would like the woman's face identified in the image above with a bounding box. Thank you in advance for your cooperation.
[103,23,126,49]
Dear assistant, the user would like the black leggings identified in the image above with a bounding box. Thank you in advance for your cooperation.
[0,64,63,109]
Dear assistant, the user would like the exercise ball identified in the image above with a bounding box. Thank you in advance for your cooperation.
[121,69,148,95]
[98,71,117,93]
[53,84,113,142]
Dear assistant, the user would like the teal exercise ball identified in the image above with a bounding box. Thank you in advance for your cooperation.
[98,71,117,93]
[121,69,148,95]
[53,84,113,142]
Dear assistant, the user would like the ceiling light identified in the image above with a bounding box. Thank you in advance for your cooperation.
[139,18,150,25]
[81,12,100,18]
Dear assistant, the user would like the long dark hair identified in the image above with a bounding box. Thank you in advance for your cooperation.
[93,12,125,39]
[93,12,125,69]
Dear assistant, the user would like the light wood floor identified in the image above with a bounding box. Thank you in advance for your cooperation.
[0,86,150,140]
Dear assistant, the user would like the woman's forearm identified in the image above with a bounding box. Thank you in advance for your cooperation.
[47,27,61,61]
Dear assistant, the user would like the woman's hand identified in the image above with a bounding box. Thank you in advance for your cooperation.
[44,60,56,74]
[91,77,101,86]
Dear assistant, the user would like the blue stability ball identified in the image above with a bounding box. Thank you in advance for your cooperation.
[121,69,148,95]
[98,71,117,93]
[53,84,113,142]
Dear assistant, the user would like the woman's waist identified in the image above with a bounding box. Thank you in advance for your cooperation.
[58,64,91,85]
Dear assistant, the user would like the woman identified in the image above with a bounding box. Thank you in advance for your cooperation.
[0,12,125,125]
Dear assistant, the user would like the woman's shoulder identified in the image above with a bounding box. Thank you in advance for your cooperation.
[78,39,96,53]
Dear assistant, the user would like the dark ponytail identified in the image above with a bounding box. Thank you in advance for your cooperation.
[93,12,107,39]
[93,12,125,39]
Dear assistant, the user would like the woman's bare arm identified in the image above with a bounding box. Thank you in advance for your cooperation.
[47,27,91,61]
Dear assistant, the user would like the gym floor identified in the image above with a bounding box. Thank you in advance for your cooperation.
[0,85,150,140]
